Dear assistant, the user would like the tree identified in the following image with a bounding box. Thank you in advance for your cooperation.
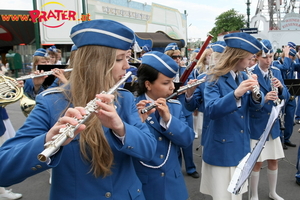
[209,9,246,42]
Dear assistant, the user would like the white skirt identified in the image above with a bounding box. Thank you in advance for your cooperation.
[0,119,16,146]
[200,161,247,200]
[250,136,284,162]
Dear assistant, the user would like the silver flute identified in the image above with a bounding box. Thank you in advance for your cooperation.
[244,68,261,99]
[268,69,281,106]
[16,68,73,81]
[37,71,132,162]
[141,77,206,114]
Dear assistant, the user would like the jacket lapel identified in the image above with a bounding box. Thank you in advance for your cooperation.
[253,65,270,91]
[224,72,236,90]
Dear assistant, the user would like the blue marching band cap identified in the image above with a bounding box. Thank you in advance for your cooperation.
[289,48,297,57]
[164,42,179,52]
[210,41,226,53]
[71,44,78,52]
[48,45,57,52]
[288,41,296,49]
[142,44,152,52]
[142,51,179,78]
[260,39,273,57]
[70,19,135,50]
[33,48,47,57]
[224,32,262,54]
[206,43,213,49]
[193,48,200,53]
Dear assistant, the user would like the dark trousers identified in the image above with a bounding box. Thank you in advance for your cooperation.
[283,98,296,143]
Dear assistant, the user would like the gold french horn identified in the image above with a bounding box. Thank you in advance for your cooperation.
[20,93,36,117]
[0,74,36,117]
[0,75,23,107]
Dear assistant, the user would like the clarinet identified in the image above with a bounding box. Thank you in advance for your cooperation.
[268,69,281,106]
[244,68,261,99]
[37,71,132,162]
[268,69,285,130]
[141,77,206,114]
[16,68,73,81]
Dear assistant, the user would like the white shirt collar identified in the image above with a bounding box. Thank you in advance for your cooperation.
[258,65,269,78]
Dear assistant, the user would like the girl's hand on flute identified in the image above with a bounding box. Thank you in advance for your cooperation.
[95,93,125,137]
[155,98,170,123]
[136,100,155,122]
[46,107,86,146]
[234,79,259,99]
[185,79,199,98]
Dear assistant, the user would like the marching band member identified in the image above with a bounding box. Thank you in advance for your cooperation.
[49,45,77,89]
[0,19,156,200]
[164,43,200,178]
[188,48,203,140]
[249,39,288,200]
[188,45,214,141]
[46,46,59,65]
[200,32,264,200]
[0,69,22,199]
[135,51,194,200]
[23,48,48,100]
[185,41,226,149]
[272,44,300,149]
[195,47,213,74]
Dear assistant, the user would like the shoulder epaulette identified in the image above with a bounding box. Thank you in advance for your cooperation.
[167,99,181,104]
[271,66,280,71]
[41,88,63,97]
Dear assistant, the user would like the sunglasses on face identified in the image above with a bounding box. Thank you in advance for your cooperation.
[171,55,182,59]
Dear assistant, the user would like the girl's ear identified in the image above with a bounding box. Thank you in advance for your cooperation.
[145,80,151,91]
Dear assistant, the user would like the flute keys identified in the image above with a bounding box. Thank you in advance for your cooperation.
[44,141,52,148]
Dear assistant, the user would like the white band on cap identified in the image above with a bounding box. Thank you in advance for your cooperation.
[225,36,261,51]
[260,42,271,52]
[211,44,225,49]
[143,53,177,74]
[35,50,45,54]
[70,28,133,44]
[166,44,177,50]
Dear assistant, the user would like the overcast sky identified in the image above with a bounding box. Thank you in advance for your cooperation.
[1,0,258,40]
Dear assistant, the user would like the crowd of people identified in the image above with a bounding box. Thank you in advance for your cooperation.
[0,18,299,200]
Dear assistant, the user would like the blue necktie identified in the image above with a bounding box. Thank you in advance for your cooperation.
[264,75,269,84]
[235,76,239,86]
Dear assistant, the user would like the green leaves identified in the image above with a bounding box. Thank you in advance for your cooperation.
[209,9,246,42]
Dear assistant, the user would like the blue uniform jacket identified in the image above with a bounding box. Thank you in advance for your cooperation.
[0,88,157,200]
[203,72,264,167]
[134,94,194,200]
[249,65,290,140]
[272,57,300,79]
[24,79,45,100]
[177,66,193,117]
[184,73,210,146]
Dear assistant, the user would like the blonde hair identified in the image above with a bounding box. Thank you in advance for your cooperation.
[164,49,181,57]
[208,51,222,70]
[64,45,117,177]
[196,48,213,73]
[207,47,252,82]
[47,51,58,64]
[32,56,47,71]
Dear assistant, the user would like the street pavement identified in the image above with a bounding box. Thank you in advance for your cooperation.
[4,102,300,200]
